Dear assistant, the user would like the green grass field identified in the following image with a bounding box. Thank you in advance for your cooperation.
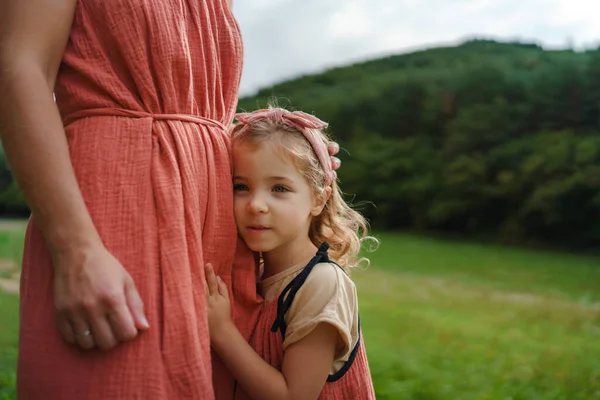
[0,291,17,400]
[358,233,600,400]
[0,222,25,400]
[0,225,599,399]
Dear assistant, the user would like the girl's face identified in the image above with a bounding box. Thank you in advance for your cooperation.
[232,140,324,264]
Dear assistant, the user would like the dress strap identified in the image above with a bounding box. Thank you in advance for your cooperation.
[270,242,330,337]
[270,242,362,382]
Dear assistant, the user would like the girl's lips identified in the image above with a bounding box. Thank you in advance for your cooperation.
[248,224,269,229]
[246,226,271,234]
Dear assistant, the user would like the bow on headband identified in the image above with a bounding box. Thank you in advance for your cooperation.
[235,108,335,186]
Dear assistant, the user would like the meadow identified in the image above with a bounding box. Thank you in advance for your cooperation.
[0,224,599,399]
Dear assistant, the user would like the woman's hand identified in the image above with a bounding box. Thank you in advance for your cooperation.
[328,141,341,178]
[53,244,149,351]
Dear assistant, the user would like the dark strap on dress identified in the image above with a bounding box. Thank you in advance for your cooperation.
[270,242,362,382]
[270,242,330,337]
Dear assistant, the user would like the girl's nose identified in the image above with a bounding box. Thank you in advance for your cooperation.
[248,193,268,214]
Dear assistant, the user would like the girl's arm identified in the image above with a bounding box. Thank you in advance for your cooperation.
[205,264,337,400]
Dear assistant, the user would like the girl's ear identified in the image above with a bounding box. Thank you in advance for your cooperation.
[311,186,332,216]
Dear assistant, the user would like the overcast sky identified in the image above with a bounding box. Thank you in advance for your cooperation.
[233,0,600,96]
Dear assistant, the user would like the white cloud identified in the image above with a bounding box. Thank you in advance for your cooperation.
[233,0,600,96]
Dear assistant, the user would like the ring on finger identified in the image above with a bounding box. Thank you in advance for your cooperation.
[75,329,92,338]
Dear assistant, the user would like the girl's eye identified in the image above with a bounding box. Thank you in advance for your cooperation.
[273,185,289,193]
[233,183,248,192]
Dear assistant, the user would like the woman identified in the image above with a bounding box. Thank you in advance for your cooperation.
[0,1,340,399]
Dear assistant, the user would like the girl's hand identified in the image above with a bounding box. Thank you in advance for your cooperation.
[205,263,233,340]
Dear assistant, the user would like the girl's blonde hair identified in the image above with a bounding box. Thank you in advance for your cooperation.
[231,107,377,270]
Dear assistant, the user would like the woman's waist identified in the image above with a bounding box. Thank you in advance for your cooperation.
[62,107,228,131]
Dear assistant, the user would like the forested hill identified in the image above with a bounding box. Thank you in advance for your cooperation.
[0,39,599,248]
[238,39,600,248]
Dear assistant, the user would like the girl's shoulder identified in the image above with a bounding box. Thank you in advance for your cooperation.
[302,261,356,294]
[283,261,360,358]
[288,261,358,315]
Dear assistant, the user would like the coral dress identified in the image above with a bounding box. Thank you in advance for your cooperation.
[235,244,376,400]
[16,0,261,399]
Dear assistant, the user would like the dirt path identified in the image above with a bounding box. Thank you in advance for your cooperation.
[0,277,19,294]
[0,219,27,231]
[0,258,19,295]
[0,218,27,294]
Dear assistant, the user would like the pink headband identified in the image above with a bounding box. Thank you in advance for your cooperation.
[234,108,335,186]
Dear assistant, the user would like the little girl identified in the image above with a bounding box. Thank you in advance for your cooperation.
[205,107,377,399]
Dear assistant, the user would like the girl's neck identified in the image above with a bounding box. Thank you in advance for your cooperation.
[261,240,319,280]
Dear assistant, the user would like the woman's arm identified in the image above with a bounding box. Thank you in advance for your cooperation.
[206,264,337,400]
[0,0,148,351]
[0,0,93,253]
